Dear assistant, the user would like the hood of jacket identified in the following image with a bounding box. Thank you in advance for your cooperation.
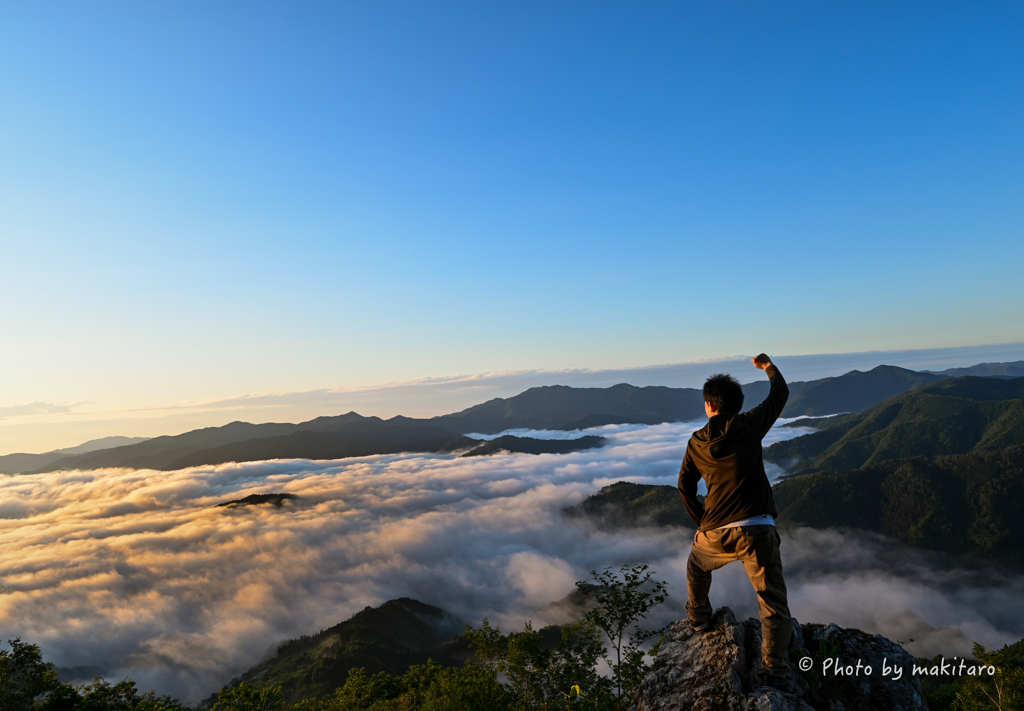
[690,413,754,459]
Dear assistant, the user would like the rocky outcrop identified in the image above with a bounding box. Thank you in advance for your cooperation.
[631,607,927,711]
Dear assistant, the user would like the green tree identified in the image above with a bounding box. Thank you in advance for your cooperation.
[546,621,614,710]
[575,565,668,701]
[462,619,506,669]
[0,638,70,711]
[292,661,513,711]
[464,618,613,710]
[77,678,182,711]
[955,643,1024,711]
[291,668,386,711]
[1,638,183,711]
[417,661,513,711]
[502,621,553,709]
[211,682,285,711]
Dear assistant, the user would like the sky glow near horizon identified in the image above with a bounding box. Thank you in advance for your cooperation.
[2,1,1024,455]
[3,423,1023,702]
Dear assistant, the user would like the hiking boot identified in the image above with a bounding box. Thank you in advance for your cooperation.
[690,618,714,634]
[758,672,796,695]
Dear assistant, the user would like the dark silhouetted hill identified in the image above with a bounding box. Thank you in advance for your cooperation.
[563,481,693,528]
[220,598,469,704]
[164,423,478,469]
[214,493,298,508]
[28,415,474,473]
[430,383,709,433]
[31,420,313,472]
[461,435,605,457]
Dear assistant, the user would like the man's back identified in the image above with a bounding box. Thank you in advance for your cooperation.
[678,364,789,531]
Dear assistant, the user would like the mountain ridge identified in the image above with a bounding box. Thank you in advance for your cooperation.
[764,375,1024,475]
[8,362,1022,475]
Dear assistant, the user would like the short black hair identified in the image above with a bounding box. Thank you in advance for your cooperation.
[703,373,744,414]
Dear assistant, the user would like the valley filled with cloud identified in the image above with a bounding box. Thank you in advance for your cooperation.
[2,421,1022,703]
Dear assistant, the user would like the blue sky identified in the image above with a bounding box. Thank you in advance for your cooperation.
[2,2,1023,451]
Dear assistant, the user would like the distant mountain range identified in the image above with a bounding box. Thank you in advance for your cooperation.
[923,360,1024,378]
[7,419,604,474]
[4,360,1022,475]
[6,416,472,474]
[431,364,952,433]
[0,435,150,475]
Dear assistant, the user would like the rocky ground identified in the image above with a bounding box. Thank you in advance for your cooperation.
[631,607,927,711]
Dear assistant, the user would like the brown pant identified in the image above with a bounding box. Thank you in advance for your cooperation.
[686,524,792,676]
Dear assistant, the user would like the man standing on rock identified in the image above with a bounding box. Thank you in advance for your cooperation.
[678,353,795,692]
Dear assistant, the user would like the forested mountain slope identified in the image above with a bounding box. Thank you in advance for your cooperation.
[220,598,469,704]
[13,366,1021,475]
[765,376,1024,474]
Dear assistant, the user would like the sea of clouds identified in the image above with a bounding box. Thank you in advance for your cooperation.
[2,420,1023,703]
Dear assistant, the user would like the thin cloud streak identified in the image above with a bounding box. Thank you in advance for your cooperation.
[96,340,1024,418]
[1,421,1021,702]
[0,401,90,421]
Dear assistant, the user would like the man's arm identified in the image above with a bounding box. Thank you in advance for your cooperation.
[745,353,789,439]
[678,441,705,527]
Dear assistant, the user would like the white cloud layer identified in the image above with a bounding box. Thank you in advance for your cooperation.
[2,421,1022,703]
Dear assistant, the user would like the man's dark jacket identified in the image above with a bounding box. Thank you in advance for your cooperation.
[678,365,789,532]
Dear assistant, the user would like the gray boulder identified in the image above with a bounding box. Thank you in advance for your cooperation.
[631,607,927,711]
